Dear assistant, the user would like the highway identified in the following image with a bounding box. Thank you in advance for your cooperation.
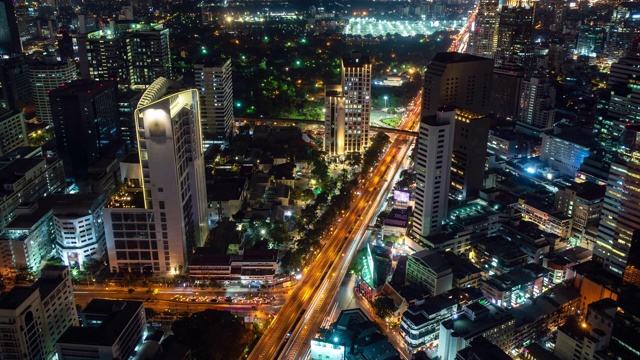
[247,93,421,360]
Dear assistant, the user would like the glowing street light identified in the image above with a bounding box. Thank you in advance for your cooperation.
[384,95,388,107]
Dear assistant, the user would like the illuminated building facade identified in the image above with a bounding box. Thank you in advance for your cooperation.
[323,85,345,156]
[78,30,127,91]
[126,26,171,90]
[495,4,534,65]
[29,59,77,124]
[412,108,455,239]
[468,0,499,60]
[517,76,556,137]
[104,78,208,274]
[194,58,234,138]
[341,53,371,153]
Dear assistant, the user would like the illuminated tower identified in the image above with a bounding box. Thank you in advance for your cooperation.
[517,75,556,136]
[467,0,499,60]
[194,58,234,138]
[323,85,346,156]
[104,78,208,274]
[495,3,534,64]
[594,125,640,283]
[412,108,455,239]
[341,52,371,153]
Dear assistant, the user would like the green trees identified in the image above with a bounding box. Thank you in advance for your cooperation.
[372,296,397,320]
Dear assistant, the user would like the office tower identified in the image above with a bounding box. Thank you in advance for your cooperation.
[194,58,234,138]
[103,77,208,274]
[491,63,524,119]
[495,4,534,65]
[53,194,106,269]
[126,25,171,90]
[0,111,27,156]
[467,0,499,60]
[323,85,346,156]
[56,299,146,360]
[422,52,493,117]
[0,0,22,55]
[412,108,455,240]
[117,91,143,152]
[77,30,127,90]
[50,80,119,181]
[605,24,635,63]
[516,76,556,136]
[576,25,606,57]
[0,55,31,114]
[450,110,490,200]
[594,125,640,282]
[29,58,76,124]
[0,265,78,360]
[341,52,371,153]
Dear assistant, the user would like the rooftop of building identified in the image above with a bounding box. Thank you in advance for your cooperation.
[553,246,592,264]
[557,316,591,343]
[523,343,561,360]
[32,275,65,301]
[52,193,102,217]
[545,128,593,149]
[1,196,59,231]
[431,52,493,64]
[411,250,452,274]
[404,294,457,325]
[342,52,371,67]
[561,181,606,201]
[441,252,482,279]
[0,287,38,310]
[106,186,145,209]
[571,260,623,291]
[457,336,512,360]
[442,303,513,340]
[0,158,45,185]
[49,79,114,96]
[448,200,500,226]
[57,299,144,346]
[206,177,247,202]
[188,248,278,267]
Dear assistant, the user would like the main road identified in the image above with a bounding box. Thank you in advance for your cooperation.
[247,101,421,360]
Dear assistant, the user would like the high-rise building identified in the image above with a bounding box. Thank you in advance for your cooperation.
[0,0,22,55]
[0,55,32,114]
[0,110,27,156]
[194,58,234,138]
[0,265,78,360]
[422,52,493,117]
[594,125,640,282]
[491,63,524,119]
[341,52,371,153]
[467,0,499,60]
[104,77,208,274]
[516,76,556,136]
[323,85,345,156]
[412,108,455,240]
[29,58,77,124]
[117,91,143,152]
[576,25,606,57]
[126,25,171,90]
[451,110,490,200]
[77,30,127,91]
[495,4,534,65]
[50,80,119,181]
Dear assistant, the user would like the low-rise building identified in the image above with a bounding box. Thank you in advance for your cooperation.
[438,302,515,360]
[554,181,605,240]
[56,299,146,360]
[0,111,27,157]
[455,335,512,360]
[518,198,573,239]
[206,177,248,222]
[481,263,549,308]
[400,293,458,350]
[406,250,453,296]
[188,248,279,283]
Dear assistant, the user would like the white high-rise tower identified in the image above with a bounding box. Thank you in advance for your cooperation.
[341,53,371,153]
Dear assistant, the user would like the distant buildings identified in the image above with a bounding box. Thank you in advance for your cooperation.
[467,0,499,60]
[29,58,77,124]
[340,52,371,153]
[126,25,171,90]
[0,0,22,56]
[516,76,556,137]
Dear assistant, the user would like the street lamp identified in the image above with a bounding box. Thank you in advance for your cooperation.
[384,96,388,108]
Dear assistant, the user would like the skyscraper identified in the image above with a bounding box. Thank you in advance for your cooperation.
[194,58,234,138]
[77,30,127,91]
[594,125,640,282]
[516,75,556,136]
[341,52,371,153]
[450,110,490,200]
[422,52,493,117]
[491,63,525,119]
[29,58,77,124]
[126,25,171,90]
[323,85,346,156]
[104,77,208,274]
[412,108,455,240]
[495,4,534,65]
[0,54,31,113]
[467,0,499,60]
[0,0,22,56]
[50,80,119,182]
